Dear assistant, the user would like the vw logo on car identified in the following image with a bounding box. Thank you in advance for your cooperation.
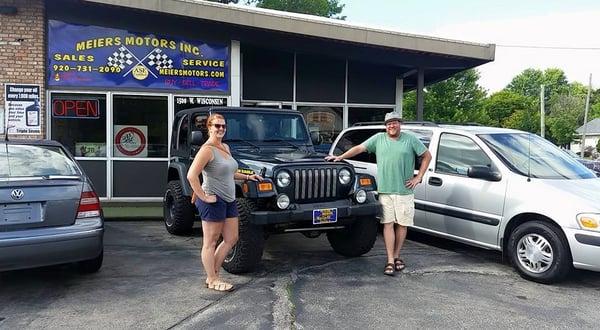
[10,189,24,200]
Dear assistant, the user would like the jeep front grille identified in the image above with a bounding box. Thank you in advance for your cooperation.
[293,168,338,200]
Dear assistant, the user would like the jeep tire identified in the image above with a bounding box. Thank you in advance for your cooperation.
[327,217,378,257]
[222,198,265,274]
[164,180,195,235]
[508,220,572,284]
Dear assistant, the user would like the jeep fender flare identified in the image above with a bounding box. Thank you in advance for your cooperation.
[167,163,193,196]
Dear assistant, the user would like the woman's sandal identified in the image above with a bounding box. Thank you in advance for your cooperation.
[207,280,235,292]
[394,258,406,271]
[384,263,395,276]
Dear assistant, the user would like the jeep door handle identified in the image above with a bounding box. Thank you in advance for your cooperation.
[428,177,443,186]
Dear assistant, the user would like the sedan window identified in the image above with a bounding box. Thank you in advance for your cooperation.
[0,144,80,178]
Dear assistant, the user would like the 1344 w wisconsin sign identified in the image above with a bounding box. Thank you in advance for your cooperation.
[48,20,229,92]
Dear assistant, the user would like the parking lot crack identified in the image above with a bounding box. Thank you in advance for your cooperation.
[271,269,298,329]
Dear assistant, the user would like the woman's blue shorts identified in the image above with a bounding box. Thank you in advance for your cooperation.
[195,195,239,222]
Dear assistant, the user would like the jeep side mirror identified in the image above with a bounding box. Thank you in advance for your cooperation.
[191,131,204,146]
[467,165,501,181]
[310,131,322,145]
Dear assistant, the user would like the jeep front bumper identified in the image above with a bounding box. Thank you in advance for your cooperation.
[248,199,380,225]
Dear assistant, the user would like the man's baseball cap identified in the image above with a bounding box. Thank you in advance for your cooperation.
[384,112,403,124]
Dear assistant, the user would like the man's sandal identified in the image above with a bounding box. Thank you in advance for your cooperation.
[384,263,395,276]
[394,258,406,271]
[207,280,235,292]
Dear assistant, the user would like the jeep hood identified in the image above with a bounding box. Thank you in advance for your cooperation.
[232,149,343,176]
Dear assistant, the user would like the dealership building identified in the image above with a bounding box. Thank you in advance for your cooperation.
[0,0,495,201]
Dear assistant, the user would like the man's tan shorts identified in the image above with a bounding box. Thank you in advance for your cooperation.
[379,193,415,226]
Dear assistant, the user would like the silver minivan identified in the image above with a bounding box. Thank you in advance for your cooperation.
[331,123,600,283]
[0,140,104,273]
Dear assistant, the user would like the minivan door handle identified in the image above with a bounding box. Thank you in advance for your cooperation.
[428,177,443,186]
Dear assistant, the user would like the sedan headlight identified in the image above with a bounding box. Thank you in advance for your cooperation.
[276,171,291,188]
[339,168,352,185]
[577,213,600,232]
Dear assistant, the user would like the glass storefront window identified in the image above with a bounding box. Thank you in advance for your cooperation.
[50,93,107,157]
[113,95,168,158]
[297,106,343,145]
[347,107,392,127]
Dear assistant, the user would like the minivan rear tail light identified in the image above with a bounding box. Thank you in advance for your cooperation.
[77,190,101,218]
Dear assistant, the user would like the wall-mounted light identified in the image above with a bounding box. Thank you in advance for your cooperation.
[0,6,18,15]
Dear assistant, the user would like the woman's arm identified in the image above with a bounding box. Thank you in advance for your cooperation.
[187,146,216,203]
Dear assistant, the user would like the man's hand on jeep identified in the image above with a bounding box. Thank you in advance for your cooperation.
[325,155,343,162]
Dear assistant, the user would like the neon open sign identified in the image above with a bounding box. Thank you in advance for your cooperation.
[52,99,100,119]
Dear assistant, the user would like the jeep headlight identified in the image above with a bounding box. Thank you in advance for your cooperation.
[354,189,367,204]
[276,171,291,188]
[277,194,290,209]
[577,213,600,232]
[339,168,351,185]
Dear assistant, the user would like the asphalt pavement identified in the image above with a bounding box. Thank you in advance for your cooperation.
[1,221,599,329]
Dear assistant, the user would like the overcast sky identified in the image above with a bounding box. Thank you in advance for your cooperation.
[342,0,600,93]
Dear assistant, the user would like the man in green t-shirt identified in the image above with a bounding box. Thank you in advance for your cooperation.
[326,112,432,276]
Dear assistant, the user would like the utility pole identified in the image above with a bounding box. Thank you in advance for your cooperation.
[540,85,545,138]
[581,74,592,158]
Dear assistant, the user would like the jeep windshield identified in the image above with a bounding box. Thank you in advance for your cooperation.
[480,133,595,179]
[224,112,310,145]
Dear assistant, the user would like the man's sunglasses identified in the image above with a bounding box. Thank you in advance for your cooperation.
[212,124,227,129]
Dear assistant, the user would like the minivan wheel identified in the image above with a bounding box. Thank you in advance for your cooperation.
[77,249,103,274]
[327,217,378,257]
[164,180,195,235]
[508,221,572,284]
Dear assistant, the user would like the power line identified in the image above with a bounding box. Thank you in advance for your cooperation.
[497,44,600,50]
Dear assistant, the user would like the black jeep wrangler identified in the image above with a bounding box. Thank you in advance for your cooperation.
[164,107,380,273]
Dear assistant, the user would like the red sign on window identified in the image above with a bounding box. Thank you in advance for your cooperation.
[52,99,100,119]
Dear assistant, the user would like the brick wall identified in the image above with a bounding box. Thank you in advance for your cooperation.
[0,0,45,138]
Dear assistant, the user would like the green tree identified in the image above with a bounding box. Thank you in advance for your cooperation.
[506,68,569,101]
[402,69,488,124]
[546,94,585,146]
[483,90,534,128]
[248,0,345,19]
[503,109,540,133]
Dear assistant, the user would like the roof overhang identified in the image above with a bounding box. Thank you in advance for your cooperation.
[82,0,495,62]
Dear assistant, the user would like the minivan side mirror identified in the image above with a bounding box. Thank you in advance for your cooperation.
[310,131,322,145]
[191,131,204,146]
[467,165,502,181]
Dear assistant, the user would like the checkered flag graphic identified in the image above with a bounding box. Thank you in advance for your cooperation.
[107,47,134,69]
[146,49,173,70]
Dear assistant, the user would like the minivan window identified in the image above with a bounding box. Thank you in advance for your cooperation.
[0,144,80,178]
[436,133,493,176]
[480,133,595,179]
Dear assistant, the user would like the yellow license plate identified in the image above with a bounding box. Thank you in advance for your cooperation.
[313,208,337,225]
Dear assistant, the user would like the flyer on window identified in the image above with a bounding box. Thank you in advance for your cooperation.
[3,83,42,135]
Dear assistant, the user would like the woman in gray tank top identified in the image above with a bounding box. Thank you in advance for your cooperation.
[187,113,262,292]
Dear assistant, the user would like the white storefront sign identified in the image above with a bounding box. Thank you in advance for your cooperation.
[113,125,148,157]
[3,83,42,135]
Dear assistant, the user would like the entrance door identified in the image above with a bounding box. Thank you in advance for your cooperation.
[111,94,169,198]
